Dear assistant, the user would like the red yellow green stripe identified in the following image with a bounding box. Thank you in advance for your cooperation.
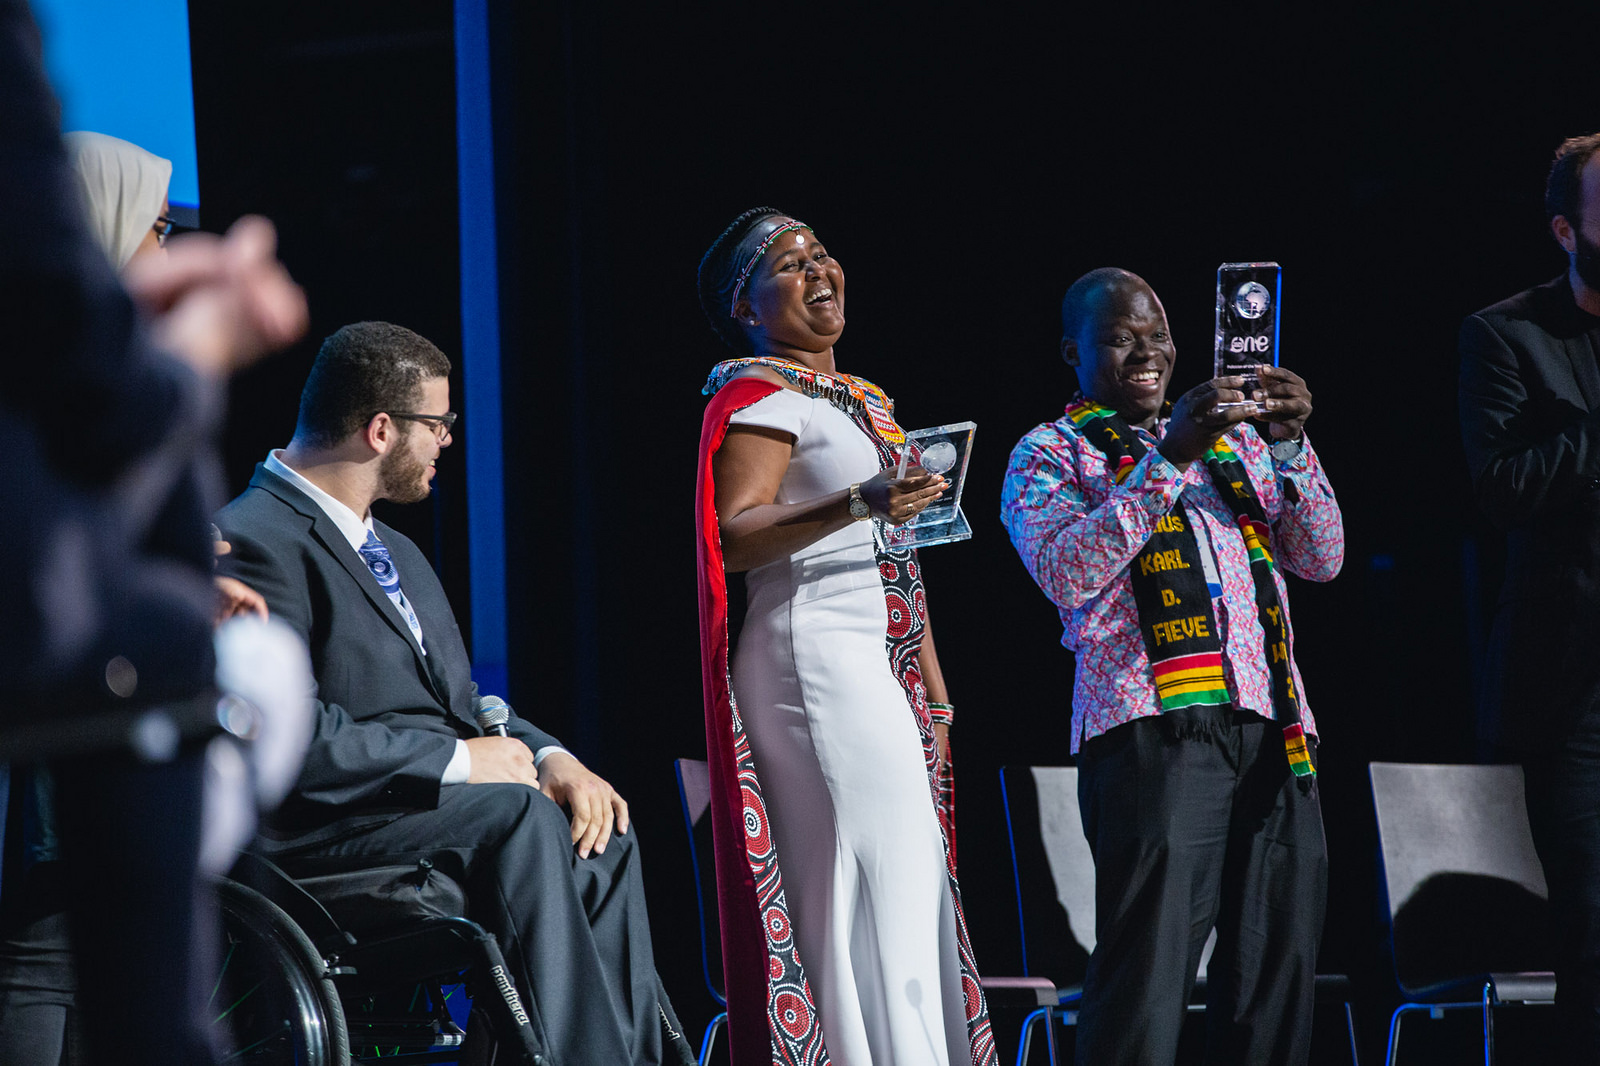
[1067,401,1137,482]
[1235,515,1274,566]
[1151,652,1228,710]
[1283,723,1314,777]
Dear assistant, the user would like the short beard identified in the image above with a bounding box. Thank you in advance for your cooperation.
[378,431,431,504]
[1574,226,1600,294]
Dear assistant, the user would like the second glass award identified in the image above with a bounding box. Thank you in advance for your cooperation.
[874,421,976,552]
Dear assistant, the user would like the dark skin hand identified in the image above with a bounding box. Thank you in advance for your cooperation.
[1157,365,1313,468]
[1251,364,1314,440]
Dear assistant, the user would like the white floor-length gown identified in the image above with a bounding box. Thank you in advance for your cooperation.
[727,386,971,1066]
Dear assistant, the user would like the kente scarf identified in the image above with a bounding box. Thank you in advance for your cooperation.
[1065,397,1314,779]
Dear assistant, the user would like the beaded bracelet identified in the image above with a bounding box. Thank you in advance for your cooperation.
[928,701,955,727]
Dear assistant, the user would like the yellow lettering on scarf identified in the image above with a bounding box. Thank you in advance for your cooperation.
[1271,640,1289,663]
[1154,514,1186,534]
[1231,480,1247,498]
[1265,605,1281,626]
[1151,615,1211,647]
[1139,549,1192,576]
[1161,589,1181,606]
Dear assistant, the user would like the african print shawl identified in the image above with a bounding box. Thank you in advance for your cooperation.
[695,365,996,1066]
[1065,397,1314,779]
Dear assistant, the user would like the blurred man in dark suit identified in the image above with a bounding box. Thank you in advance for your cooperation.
[0,3,307,1062]
[215,322,691,1066]
[1459,131,1600,1066]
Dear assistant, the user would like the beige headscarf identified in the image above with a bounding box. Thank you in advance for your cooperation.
[64,131,173,270]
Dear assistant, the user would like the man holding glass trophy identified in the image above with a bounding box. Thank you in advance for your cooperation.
[1000,266,1344,1065]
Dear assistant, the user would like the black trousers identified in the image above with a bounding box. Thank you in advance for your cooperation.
[54,747,216,1066]
[269,782,680,1066]
[1075,707,1327,1066]
[1521,715,1600,1066]
[0,863,79,1066]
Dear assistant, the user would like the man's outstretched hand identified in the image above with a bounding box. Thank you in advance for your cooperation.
[537,751,630,859]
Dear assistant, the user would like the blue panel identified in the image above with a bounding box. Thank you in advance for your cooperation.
[30,0,200,209]
[455,0,509,700]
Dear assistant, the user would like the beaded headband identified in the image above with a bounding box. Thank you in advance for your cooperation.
[728,219,814,317]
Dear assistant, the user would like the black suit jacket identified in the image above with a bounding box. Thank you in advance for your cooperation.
[215,464,559,838]
[1459,274,1600,753]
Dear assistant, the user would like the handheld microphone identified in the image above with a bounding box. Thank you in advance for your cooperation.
[474,695,512,737]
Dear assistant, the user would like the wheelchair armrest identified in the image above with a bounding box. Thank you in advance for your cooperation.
[230,851,354,950]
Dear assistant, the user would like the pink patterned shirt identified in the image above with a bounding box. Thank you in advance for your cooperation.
[999,412,1344,752]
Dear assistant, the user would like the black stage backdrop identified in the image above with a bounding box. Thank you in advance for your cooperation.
[188,3,1598,1061]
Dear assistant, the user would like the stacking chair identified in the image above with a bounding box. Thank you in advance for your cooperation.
[673,758,729,1065]
[1369,762,1557,1065]
[999,765,1359,1065]
[994,765,1092,1064]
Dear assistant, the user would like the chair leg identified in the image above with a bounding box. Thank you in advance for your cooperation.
[1385,1004,1406,1066]
[700,1011,727,1066]
[1015,1007,1046,1066]
[1343,1000,1360,1066]
[1042,1005,1058,1065]
[1481,982,1494,1066]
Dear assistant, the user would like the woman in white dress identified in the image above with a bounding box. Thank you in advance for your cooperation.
[692,208,996,1066]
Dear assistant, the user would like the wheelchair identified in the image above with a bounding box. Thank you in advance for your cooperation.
[215,853,548,1065]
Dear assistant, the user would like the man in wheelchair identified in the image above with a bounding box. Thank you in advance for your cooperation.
[215,322,693,1066]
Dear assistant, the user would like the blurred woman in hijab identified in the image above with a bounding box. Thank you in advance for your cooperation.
[67,131,175,269]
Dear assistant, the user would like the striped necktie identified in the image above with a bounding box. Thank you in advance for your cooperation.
[359,529,426,653]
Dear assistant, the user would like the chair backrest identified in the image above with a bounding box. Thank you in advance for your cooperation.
[1000,765,1216,986]
[1369,762,1553,991]
[999,766,1096,983]
[674,758,725,1005]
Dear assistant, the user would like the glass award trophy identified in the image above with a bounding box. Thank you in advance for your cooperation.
[873,421,976,552]
[1213,261,1281,412]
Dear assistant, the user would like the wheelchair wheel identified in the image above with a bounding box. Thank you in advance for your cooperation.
[214,878,350,1065]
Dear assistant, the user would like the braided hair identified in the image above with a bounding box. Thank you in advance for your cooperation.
[697,206,788,353]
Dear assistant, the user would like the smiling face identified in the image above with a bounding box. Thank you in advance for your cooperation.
[1064,277,1175,429]
[734,219,846,358]
[377,376,451,504]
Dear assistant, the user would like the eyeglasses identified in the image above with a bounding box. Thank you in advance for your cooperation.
[389,411,459,440]
[152,215,176,246]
